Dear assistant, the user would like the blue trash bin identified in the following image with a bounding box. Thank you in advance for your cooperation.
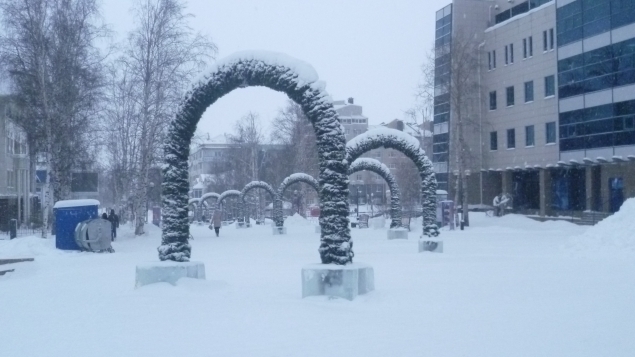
[53,199,100,250]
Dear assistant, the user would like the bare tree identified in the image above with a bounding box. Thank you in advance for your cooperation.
[103,0,216,234]
[419,31,482,226]
[225,112,264,184]
[0,0,108,237]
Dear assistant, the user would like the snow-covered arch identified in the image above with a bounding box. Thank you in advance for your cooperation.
[159,51,352,264]
[240,181,276,222]
[200,192,221,208]
[348,158,401,228]
[188,198,200,207]
[346,128,439,238]
[218,190,241,207]
[273,173,320,227]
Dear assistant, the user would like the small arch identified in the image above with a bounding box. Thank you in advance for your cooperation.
[273,173,320,227]
[346,128,439,237]
[240,181,276,222]
[218,190,241,207]
[348,158,401,228]
[160,51,352,264]
[200,192,221,207]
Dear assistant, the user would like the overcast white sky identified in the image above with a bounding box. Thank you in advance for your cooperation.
[102,0,450,139]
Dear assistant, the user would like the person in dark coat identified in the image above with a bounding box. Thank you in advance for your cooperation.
[107,209,119,241]
[210,209,222,237]
[101,212,108,220]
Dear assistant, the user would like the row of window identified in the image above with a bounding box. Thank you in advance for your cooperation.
[489,75,555,110]
[557,0,635,47]
[6,136,27,155]
[559,99,635,151]
[487,29,554,70]
[490,122,557,151]
[494,0,553,25]
[341,118,367,124]
[557,37,635,99]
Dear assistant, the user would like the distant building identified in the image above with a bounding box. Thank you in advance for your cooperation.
[0,97,34,231]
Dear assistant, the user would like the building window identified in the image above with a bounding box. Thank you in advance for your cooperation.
[523,38,527,59]
[389,151,394,157]
[525,81,534,103]
[549,28,554,49]
[506,86,515,106]
[529,36,533,57]
[7,170,13,188]
[374,151,381,158]
[489,91,497,110]
[543,30,548,51]
[389,163,397,169]
[490,131,498,151]
[505,45,509,65]
[545,75,555,97]
[507,129,516,149]
[525,125,535,147]
[546,122,556,144]
[488,51,492,70]
[356,174,362,180]
[492,50,496,68]
[510,43,514,63]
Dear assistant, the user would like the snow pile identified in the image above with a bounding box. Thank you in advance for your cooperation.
[284,213,312,226]
[568,198,635,254]
[0,236,58,259]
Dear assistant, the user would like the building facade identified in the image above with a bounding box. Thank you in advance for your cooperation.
[0,97,33,231]
[435,0,635,216]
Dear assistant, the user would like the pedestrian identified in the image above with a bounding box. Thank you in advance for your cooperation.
[108,209,119,241]
[493,194,501,217]
[101,212,108,220]
[210,209,222,237]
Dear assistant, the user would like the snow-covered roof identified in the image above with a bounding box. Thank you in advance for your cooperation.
[339,115,368,120]
[192,182,205,189]
[53,199,100,209]
[485,1,554,33]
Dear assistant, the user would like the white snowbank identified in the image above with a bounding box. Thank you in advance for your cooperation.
[285,213,311,226]
[568,198,635,254]
[0,236,59,259]
[53,199,100,209]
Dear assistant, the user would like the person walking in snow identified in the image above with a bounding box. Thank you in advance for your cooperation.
[108,209,119,241]
[210,209,222,237]
[493,194,502,217]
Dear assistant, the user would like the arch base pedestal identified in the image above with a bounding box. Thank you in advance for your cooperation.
[302,263,374,301]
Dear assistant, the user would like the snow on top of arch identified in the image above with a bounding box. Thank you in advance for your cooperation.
[285,173,316,181]
[347,127,422,151]
[195,50,324,91]
[220,190,241,197]
[200,192,220,200]
[350,158,391,172]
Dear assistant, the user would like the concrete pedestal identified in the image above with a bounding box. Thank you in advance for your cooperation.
[372,217,386,229]
[302,263,374,301]
[135,261,206,288]
[272,226,287,235]
[387,228,408,240]
[314,226,321,234]
[418,239,443,253]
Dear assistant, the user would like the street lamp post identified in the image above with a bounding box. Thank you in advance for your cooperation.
[356,186,360,218]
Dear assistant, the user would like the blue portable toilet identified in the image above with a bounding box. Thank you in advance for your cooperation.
[53,199,100,250]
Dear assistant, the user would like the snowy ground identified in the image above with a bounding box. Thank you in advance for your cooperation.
[1,213,634,357]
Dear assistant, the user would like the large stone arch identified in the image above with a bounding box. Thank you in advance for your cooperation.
[346,128,439,238]
[160,52,351,264]
[348,158,401,228]
[273,173,320,227]
[240,181,276,222]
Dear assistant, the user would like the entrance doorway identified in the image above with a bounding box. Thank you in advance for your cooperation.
[608,177,624,213]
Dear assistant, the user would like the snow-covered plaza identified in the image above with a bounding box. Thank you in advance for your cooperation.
[2,210,634,357]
